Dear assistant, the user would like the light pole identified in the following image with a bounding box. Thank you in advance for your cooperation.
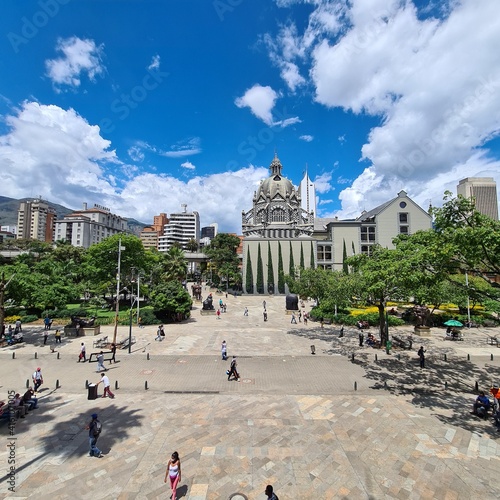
[129,297,137,354]
[112,238,125,345]
[465,271,471,326]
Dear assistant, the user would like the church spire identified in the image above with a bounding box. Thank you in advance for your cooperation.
[269,152,282,176]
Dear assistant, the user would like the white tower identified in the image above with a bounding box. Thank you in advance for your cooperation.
[299,167,316,219]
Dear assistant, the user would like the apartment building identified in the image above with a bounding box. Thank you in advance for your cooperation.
[16,198,56,242]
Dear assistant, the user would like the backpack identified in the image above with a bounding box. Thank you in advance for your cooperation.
[93,420,102,437]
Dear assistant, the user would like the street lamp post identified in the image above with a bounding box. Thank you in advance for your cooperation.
[112,238,125,345]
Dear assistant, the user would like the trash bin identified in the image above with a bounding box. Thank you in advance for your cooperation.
[87,383,98,400]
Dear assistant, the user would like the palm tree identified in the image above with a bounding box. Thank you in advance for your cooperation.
[185,238,199,252]
[162,246,188,282]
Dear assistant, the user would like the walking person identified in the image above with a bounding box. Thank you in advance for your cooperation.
[221,340,227,360]
[96,351,107,372]
[418,346,426,368]
[244,306,248,316]
[263,310,268,322]
[32,367,43,392]
[97,372,115,398]
[291,312,297,324]
[54,329,62,343]
[86,413,104,458]
[298,310,302,322]
[359,332,364,347]
[228,356,240,381]
[79,342,86,362]
[216,309,221,319]
[265,484,279,499]
[43,331,49,345]
[110,343,117,363]
[263,300,266,309]
[155,325,164,341]
[303,314,308,326]
[164,451,181,500]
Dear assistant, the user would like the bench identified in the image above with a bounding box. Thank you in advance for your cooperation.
[392,335,413,350]
[120,336,136,349]
[93,336,108,348]
[488,336,498,346]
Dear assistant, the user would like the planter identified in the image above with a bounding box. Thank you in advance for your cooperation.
[414,326,431,337]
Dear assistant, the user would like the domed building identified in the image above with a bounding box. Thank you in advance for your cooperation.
[242,154,316,294]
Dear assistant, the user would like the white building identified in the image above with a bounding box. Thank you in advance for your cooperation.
[457,177,499,220]
[298,168,316,218]
[54,203,127,248]
[158,205,200,252]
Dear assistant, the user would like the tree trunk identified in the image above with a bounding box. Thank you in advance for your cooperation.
[378,300,388,346]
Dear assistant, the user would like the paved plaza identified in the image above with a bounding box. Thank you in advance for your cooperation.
[1,292,500,499]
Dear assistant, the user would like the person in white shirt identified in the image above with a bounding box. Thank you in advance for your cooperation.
[97,373,115,398]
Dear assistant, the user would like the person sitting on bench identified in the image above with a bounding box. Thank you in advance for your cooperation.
[472,391,491,417]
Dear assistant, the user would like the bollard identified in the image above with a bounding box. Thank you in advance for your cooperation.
[491,354,494,361]
[12,352,15,359]
[147,353,150,360]
[56,379,60,389]
[57,352,60,359]
[397,354,401,360]
[475,381,479,391]
[85,380,89,389]
[351,353,355,362]
[115,380,119,390]
[445,381,448,390]
[145,381,149,390]
[467,353,470,361]
[354,381,357,391]
[443,353,447,362]
[35,352,38,359]
[384,380,388,389]
[26,379,30,388]
[375,354,378,361]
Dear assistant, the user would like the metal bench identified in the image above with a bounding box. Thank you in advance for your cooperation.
[93,336,108,348]
[88,351,114,363]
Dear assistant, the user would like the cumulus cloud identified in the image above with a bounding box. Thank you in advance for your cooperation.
[300,134,314,142]
[313,172,333,194]
[128,138,202,159]
[0,102,269,232]
[235,84,279,125]
[148,54,160,70]
[181,161,196,170]
[269,0,500,217]
[128,146,144,162]
[45,37,105,91]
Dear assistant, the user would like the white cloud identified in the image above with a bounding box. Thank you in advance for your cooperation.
[181,161,196,170]
[235,84,278,125]
[148,54,160,70]
[45,37,105,91]
[0,102,270,233]
[128,146,144,162]
[300,134,314,142]
[129,138,202,159]
[270,0,500,218]
[313,172,333,194]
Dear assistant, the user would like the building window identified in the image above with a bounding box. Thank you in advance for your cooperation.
[317,245,332,261]
[361,245,372,255]
[360,226,375,242]
[399,226,409,234]
[399,212,408,223]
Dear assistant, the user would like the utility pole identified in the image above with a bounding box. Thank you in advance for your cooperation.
[136,273,140,323]
[112,238,125,345]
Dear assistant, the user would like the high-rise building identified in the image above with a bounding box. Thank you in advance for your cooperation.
[298,168,316,218]
[158,205,200,252]
[140,213,168,250]
[457,177,499,220]
[54,203,127,248]
[17,198,56,242]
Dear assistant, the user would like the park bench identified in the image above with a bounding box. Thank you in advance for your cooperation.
[93,336,108,348]
[120,336,136,349]
[488,336,498,346]
[392,335,413,350]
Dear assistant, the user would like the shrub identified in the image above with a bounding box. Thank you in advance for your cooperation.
[21,315,39,324]
[4,315,21,323]
[138,308,159,325]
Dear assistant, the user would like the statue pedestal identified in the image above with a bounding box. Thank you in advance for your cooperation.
[414,326,431,337]
[285,309,299,315]
[64,326,101,337]
[200,309,216,316]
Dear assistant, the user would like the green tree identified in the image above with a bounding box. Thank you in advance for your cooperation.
[256,243,264,294]
[162,246,188,282]
[267,242,275,293]
[204,233,241,289]
[310,241,315,268]
[342,239,349,274]
[277,241,285,294]
[150,280,192,321]
[185,238,199,252]
[300,244,305,269]
[245,250,254,294]
[289,242,295,277]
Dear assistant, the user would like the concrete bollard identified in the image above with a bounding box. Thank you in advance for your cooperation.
[351,353,355,362]
[443,353,447,362]
[467,353,470,361]
[375,354,378,361]
[145,381,148,390]
[85,380,89,389]
[56,379,60,389]
[57,352,60,359]
[354,381,357,391]
[445,381,448,390]
[12,352,15,359]
[35,352,38,359]
[26,379,30,388]
[384,380,388,389]
[475,381,479,391]
[115,380,119,390]
[147,353,150,360]
[491,354,494,361]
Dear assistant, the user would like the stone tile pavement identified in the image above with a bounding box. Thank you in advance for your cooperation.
[1,292,500,499]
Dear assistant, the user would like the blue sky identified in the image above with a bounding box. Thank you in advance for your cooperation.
[1,0,500,233]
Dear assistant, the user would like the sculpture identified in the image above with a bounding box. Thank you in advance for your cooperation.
[202,294,214,310]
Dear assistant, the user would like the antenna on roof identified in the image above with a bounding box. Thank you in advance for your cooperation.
[181,203,187,213]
